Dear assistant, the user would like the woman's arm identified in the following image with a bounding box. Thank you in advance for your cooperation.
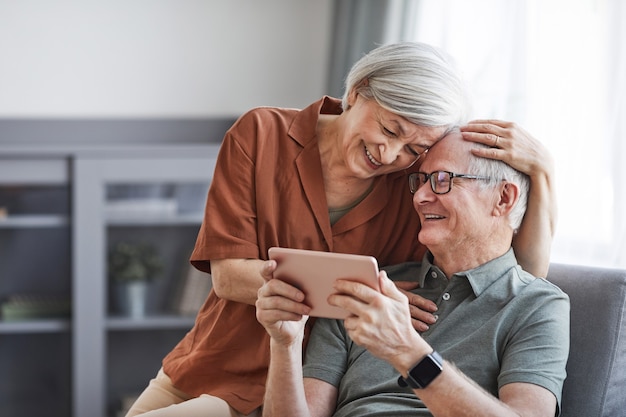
[211,258,266,305]
[510,158,556,277]
[461,120,557,277]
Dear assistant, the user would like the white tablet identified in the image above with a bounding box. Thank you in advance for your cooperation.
[268,247,380,319]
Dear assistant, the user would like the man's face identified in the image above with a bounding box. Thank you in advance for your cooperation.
[413,133,499,255]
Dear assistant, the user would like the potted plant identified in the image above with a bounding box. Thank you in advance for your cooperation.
[108,241,164,318]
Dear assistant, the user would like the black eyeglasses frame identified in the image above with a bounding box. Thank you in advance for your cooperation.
[408,171,495,195]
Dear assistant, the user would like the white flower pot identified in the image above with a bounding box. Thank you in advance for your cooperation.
[115,281,148,318]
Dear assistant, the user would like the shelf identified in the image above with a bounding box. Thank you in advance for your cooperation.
[106,213,204,226]
[1,125,222,417]
[0,214,69,228]
[107,314,195,331]
[0,318,71,334]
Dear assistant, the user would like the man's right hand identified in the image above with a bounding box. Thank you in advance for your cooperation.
[255,260,310,346]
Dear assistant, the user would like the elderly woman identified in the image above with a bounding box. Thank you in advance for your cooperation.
[126,42,556,417]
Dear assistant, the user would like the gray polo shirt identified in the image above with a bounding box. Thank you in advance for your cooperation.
[303,249,570,417]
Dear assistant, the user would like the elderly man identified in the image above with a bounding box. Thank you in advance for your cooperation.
[255,131,569,417]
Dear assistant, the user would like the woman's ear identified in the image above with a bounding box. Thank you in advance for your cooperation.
[346,79,369,109]
[493,182,519,218]
[346,87,358,109]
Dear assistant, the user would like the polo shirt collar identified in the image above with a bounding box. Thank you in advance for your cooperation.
[422,248,519,296]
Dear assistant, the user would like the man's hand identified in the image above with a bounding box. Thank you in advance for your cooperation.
[329,271,430,368]
[255,260,310,346]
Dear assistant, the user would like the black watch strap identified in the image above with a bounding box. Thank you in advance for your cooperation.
[397,350,443,389]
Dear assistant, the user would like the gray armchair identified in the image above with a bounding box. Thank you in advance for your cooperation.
[547,263,626,417]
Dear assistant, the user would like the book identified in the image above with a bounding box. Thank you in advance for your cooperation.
[171,265,213,316]
[105,198,178,219]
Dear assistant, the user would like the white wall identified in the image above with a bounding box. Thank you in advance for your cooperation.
[0,0,333,118]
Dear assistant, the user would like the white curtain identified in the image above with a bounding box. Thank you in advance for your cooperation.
[406,0,626,269]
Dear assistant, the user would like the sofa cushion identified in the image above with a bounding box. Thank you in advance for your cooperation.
[547,263,626,417]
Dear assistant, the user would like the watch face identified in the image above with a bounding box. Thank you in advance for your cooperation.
[408,352,443,388]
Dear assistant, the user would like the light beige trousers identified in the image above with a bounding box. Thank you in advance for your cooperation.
[125,367,261,417]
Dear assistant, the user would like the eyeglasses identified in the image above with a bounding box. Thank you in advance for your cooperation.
[408,171,494,195]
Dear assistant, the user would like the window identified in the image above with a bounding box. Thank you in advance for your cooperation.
[408,0,626,268]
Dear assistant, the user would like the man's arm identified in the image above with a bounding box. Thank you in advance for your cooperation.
[263,338,312,417]
[304,378,339,417]
[411,362,556,417]
[264,342,338,417]
[256,260,337,417]
[330,273,558,417]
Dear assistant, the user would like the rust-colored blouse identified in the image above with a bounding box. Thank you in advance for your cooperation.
[162,96,425,414]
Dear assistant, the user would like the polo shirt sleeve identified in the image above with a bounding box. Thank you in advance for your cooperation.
[303,318,350,387]
[498,281,570,412]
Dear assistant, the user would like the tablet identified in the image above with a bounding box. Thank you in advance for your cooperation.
[268,247,380,319]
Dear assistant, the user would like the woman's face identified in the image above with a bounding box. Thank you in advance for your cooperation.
[340,93,447,178]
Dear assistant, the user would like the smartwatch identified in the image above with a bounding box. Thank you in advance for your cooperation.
[397,350,443,389]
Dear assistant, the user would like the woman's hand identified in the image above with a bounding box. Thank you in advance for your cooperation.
[460,119,554,178]
[255,260,310,346]
[394,281,437,332]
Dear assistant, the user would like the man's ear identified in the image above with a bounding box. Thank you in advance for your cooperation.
[493,182,519,217]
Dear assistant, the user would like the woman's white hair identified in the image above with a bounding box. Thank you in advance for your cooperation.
[342,42,470,133]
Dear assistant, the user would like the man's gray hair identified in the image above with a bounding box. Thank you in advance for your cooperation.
[342,42,470,133]
[467,144,530,230]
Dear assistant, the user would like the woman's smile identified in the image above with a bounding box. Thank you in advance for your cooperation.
[364,145,382,168]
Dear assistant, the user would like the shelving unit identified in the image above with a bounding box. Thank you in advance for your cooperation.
[1,134,221,417]
[0,158,72,417]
